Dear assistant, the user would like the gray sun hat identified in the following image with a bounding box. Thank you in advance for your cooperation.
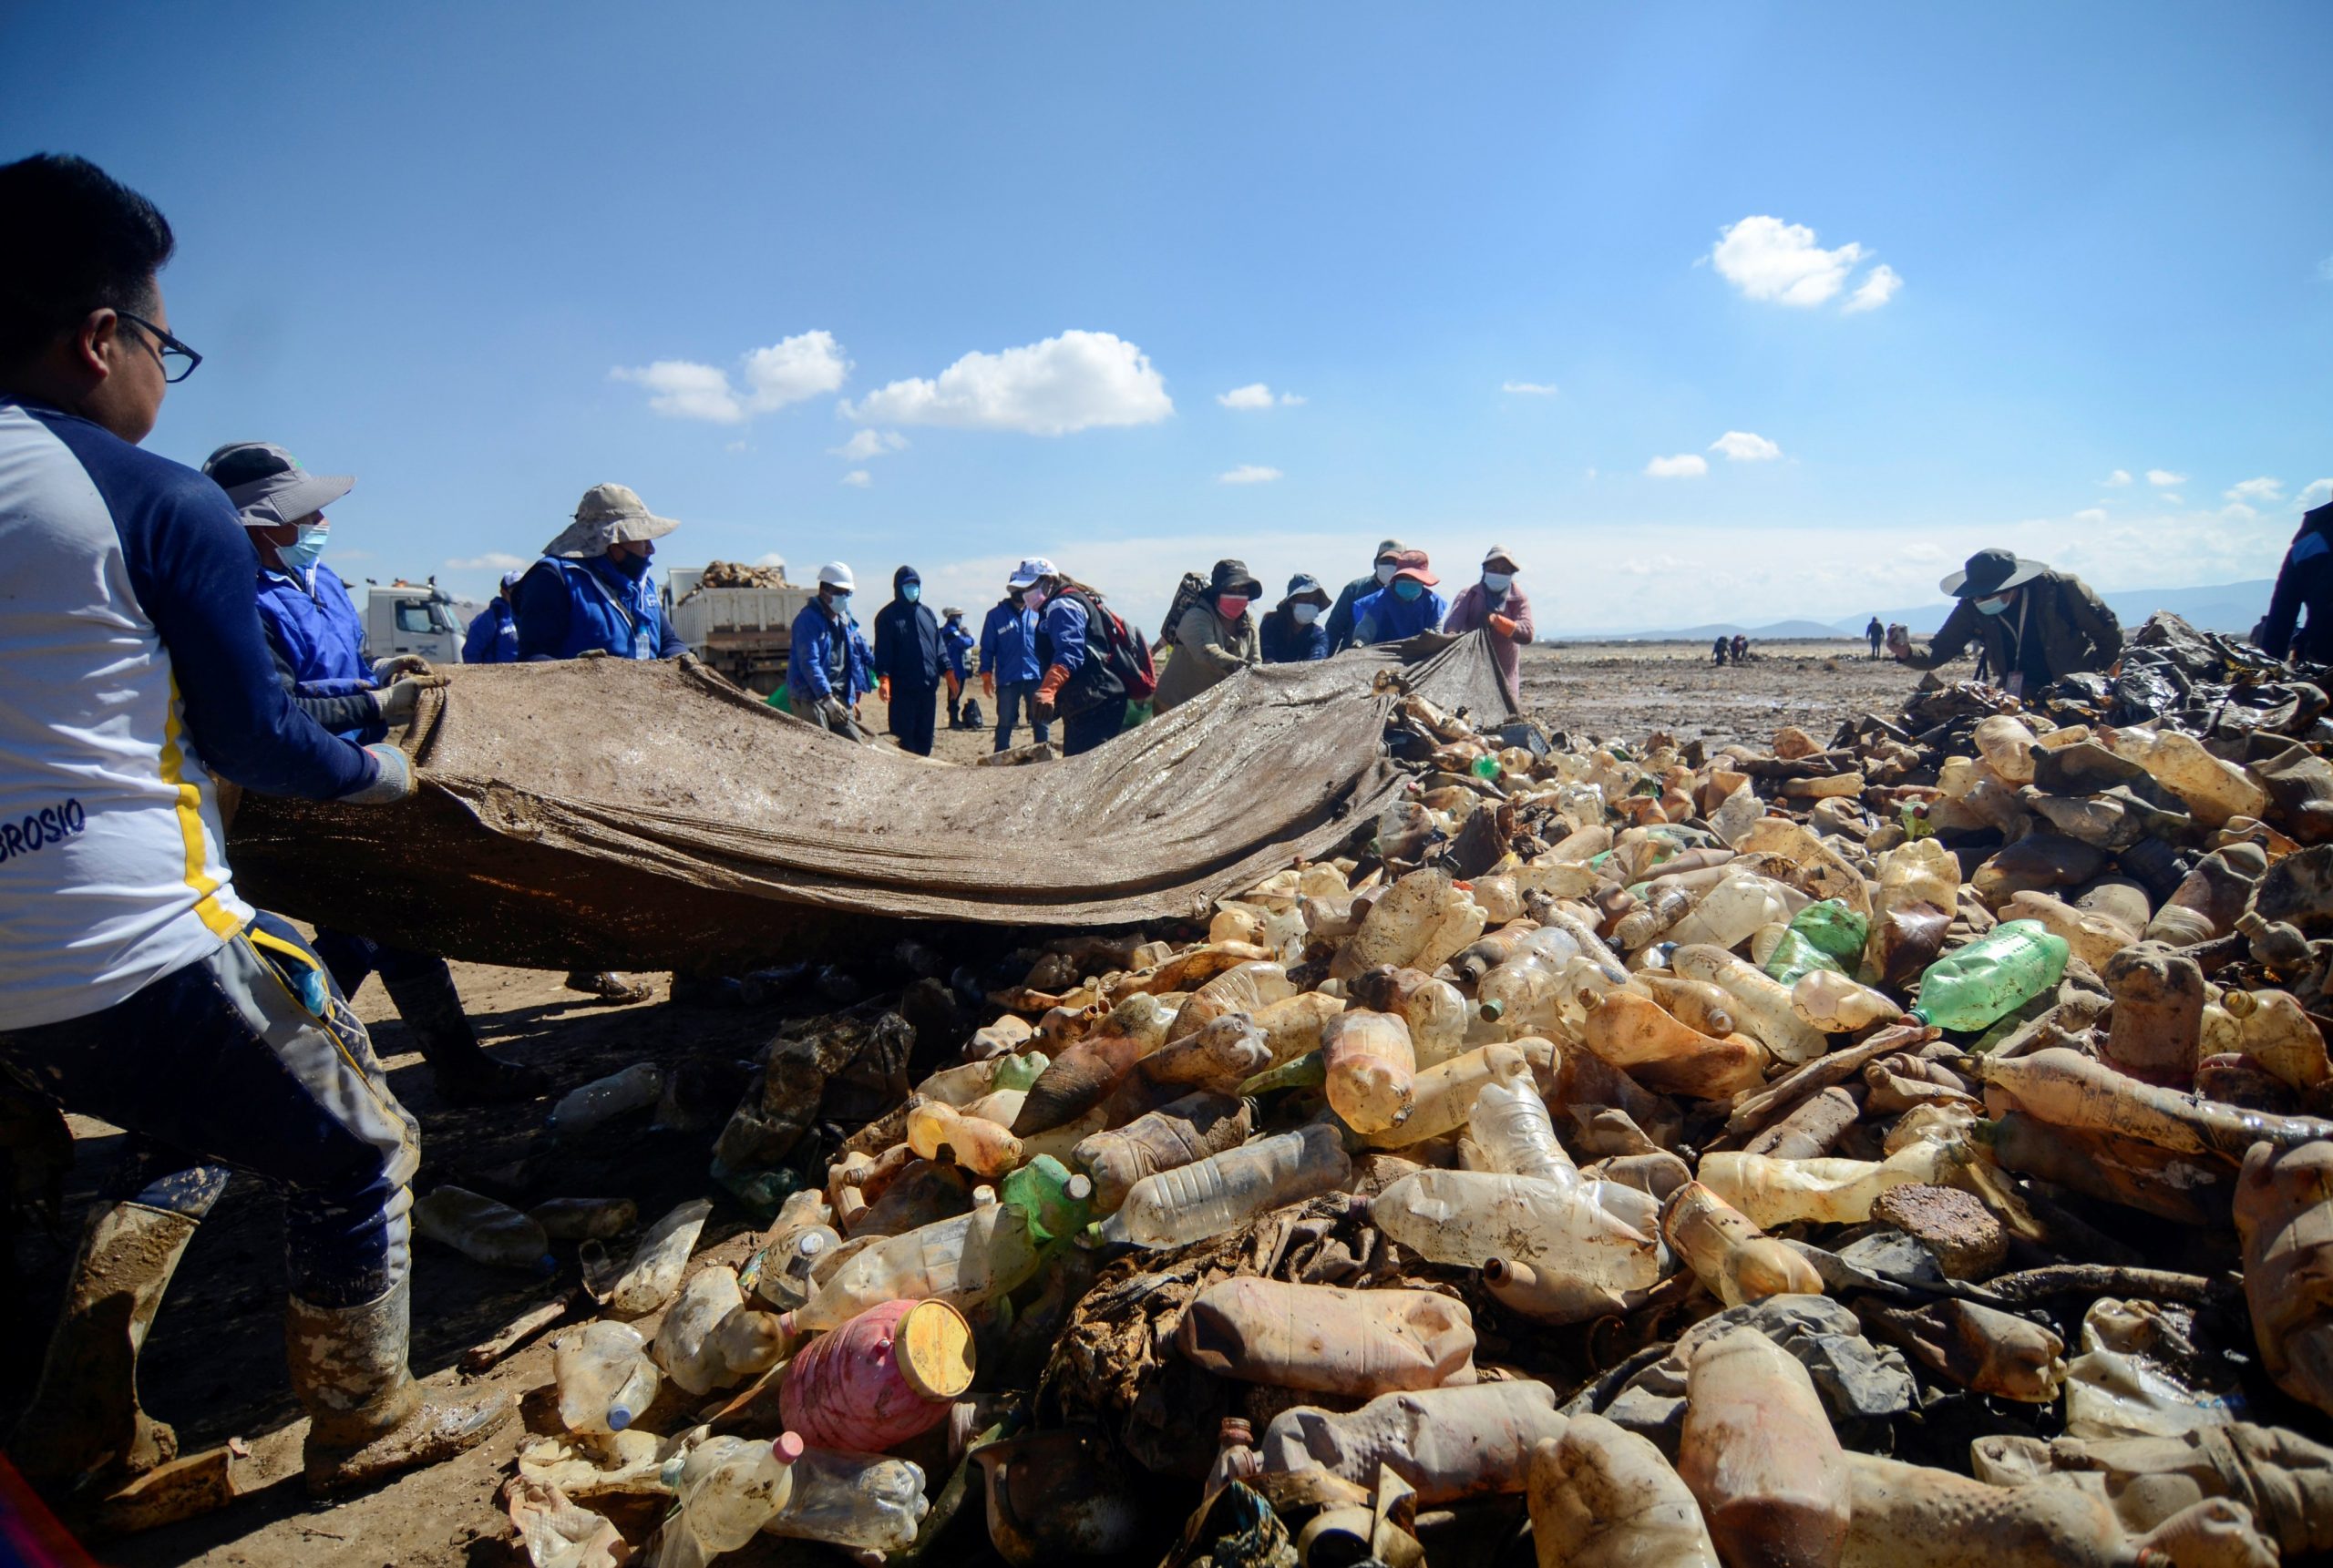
[201,441,355,528]
[541,483,683,559]
[1940,547,2048,600]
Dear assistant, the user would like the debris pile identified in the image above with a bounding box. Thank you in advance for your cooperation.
[496,614,2333,1564]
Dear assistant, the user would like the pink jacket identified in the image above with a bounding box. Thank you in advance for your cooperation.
[1442,580,1536,696]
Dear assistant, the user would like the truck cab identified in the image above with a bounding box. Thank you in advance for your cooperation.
[365,582,466,664]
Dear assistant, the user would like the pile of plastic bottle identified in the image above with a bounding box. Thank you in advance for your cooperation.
[494,630,2333,1566]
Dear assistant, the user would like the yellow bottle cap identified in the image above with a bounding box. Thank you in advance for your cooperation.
[895,1298,976,1402]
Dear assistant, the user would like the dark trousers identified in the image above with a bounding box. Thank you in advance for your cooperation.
[0,912,417,1307]
[890,682,940,756]
[311,927,449,999]
[1063,697,1128,757]
[993,680,1050,752]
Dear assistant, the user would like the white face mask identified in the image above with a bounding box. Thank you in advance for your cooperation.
[1375,562,1398,586]
[1023,585,1049,613]
[1482,571,1514,593]
[1291,602,1321,625]
[1976,594,2011,616]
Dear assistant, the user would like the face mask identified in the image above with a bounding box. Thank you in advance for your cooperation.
[902,582,921,603]
[824,589,849,612]
[1393,578,1424,602]
[1023,586,1049,613]
[614,549,652,580]
[275,525,329,576]
[1291,602,1321,625]
[1482,571,1514,593]
[1375,562,1398,586]
[1217,595,1250,619]
[1976,594,2011,616]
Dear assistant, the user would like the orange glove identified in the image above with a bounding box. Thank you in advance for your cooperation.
[879,676,892,703]
[1033,663,1070,718]
[982,671,996,699]
[1488,612,1520,641]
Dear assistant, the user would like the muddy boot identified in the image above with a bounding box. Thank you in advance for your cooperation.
[289,1278,512,1496]
[380,969,550,1105]
[565,968,653,1005]
[9,1201,200,1491]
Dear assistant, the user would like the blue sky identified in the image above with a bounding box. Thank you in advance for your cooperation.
[6,2,2329,634]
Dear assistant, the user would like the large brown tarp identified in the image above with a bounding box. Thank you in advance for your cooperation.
[228,633,1516,971]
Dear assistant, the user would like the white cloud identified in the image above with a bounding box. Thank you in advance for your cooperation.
[1645,454,1709,478]
[2161,494,2184,505]
[831,428,909,461]
[1503,380,1561,396]
[753,551,790,570]
[2225,477,2283,504]
[2222,502,2258,522]
[2103,469,2132,487]
[612,330,849,424]
[1218,465,1282,485]
[2074,507,2109,525]
[1709,215,1896,310]
[840,470,872,488]
[447,551,528,571]
[840,330,1172,436]
[1710,430,1782,462]
[1842,263,1901,313]
[1217,383,1304,410]
[2146,468,2186,487]
[2301,478,2333,508]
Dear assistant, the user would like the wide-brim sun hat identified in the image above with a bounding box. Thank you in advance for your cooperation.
[542,483,682,558]
[201,441,355,528]
[1389,548,1438,587]
[1482,544,1524,572]
[1283,572,1332,607]
[1208,559,1264,599]
[1940,547,2048,600]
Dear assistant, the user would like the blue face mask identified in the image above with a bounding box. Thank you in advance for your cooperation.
[1393,578,1424,602]
[902,582,921,603]
[1975,594,2011,616]
[275,525,329,576]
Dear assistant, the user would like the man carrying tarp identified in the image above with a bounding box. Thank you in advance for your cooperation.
[1324,537,1404,655]
[0,152,508,1500]
[1891,546,2122,699]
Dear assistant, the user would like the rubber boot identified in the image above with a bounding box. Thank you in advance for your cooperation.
[565,968,653,1005]
[288,1277,512,1496]
[380,969,550,1105]
[9,1201,198,1491]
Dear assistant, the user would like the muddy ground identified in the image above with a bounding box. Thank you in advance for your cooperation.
[2,640,1940,1566]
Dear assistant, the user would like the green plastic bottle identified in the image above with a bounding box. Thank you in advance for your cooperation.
[1762,928,1845,989]
[997,1154,1095,1248]
[992,1050,1051,1092]
[1911,919,2071,1031]
[1471,753,1502,781]
[1789,900,1869,965]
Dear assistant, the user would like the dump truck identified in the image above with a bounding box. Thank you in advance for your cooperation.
[362,581,465,664]
[663,562,816,694]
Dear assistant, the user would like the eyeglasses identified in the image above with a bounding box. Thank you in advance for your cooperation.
[114,311,201,384]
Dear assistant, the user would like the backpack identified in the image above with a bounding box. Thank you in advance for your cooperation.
[1157,571,1209,651]
[1060,588,1157,709]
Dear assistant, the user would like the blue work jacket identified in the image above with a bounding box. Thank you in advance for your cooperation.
[1351,584,1449,645]
[255,562,381,743]
[979,599,1043,684]
[462,597,519,664]
[514,555,686,661]
[787,597,875,704]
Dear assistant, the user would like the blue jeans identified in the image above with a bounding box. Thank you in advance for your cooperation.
[0,911,418,1307]
[993,679,1051,752]
[1063,696,1128,757]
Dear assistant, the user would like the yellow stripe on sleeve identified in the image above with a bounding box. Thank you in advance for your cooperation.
[159,674,243,940]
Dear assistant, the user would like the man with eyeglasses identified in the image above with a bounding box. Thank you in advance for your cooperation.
[0,154,509,1498]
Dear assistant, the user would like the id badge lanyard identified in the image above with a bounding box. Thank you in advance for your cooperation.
[583,570,656,659]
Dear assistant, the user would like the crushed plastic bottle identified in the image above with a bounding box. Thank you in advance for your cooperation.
[908,1100,1024,1177]
[1348,965,1470,1067]
[653,1265,751,1396]
[412,1184,555,1273]
[610,1198,714,1317]
[1528,1412,1719,1568]
[1661,1181,1823,1307]
[1091,1122,1351,1249]
[1369,1169,1660,1290]
[1912,919,2070,1031]
[547,1061,663,1139]
[1259,1380,1568,1505]
[660,1432,805,1568]
[1679,1327,1851,1568]
[1177,1277,1476,1396]
[553,1319,662,1434]
[765,1448,930,1553]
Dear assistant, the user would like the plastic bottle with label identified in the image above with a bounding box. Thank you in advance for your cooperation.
[1091,1122,1351,1249]
[547,1061,663,1139]
[412,1185,555,1273]
[553,1319,663,1434]
[1913,919,2071,1031]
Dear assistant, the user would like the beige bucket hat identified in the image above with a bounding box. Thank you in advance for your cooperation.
[541,483,682,559]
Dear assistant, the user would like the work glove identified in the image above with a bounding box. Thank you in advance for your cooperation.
[375,678,428,724]
[817,695,851,727]
[344,743,416,805]
[1033,663,1070,721]
[879,676,893,703]
[371,653,435,682]
[1488,612,1520,641]
[1886,623,1912,660]
[981,671,996,700]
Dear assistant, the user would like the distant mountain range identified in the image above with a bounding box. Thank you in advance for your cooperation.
[1563,579,2274,643]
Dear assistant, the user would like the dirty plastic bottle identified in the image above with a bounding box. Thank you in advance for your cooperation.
[765,1448,930,1553]
[1259,1380,1568,1505]
[1178,1276,1475,1395]
[709,1303,787,1383]
[663,1433,806,1568]
[412,1185,555,1273]
[1972,714,2041,786]
[2102,942,2205,1084]
[1876,836,1961,917]
[1679,1329,1850,1568]
[1468,1051,1574,1185]
[1091,1122,1351,1249]
[553,1319,663,1434]
[1663,872,1807,952]
[1010,993,1171,1136]
[1349,967,1471,1067]
[1177,961,1297,1034]
[1331,868,1454,980]
[780,1296,976,1451]
[1370,1169,1660,1291]
[1761,926,1845,989]
[1136,1015,1274,1099]
[1696,1139,1953,1228]
[2235,1140,2333,1421]
[1913,920,2070,1031]
[1528,1411,1720,1568]
[993,1153,1094,1245]
[2228,988,2333,1091]
[2144,843,2267,947]
[784,1199,1042,1334]
[1789,898,1868,965]
[1613,881,1702,953]
[529,1196,638,1241]
[1251,990,1346,1067]
[1661,1182,1823,1307]
[1477,951,1571,1034]
[1577,990,1768,1101]
[1073,1092,1252,1212]
[1633,973,1739,1039]
[1321,1008,1417,1133]
[609,1198,714,1317]
[2104,725,2271,828]
[750,1224,841,1312]
[2000,889,2137,974]
[655,1264,750,1395]
[1671,945,1829,1063]
[547,1061,663,1138]
[1791,969,1901,1033]
[908,1101,1024,1177]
